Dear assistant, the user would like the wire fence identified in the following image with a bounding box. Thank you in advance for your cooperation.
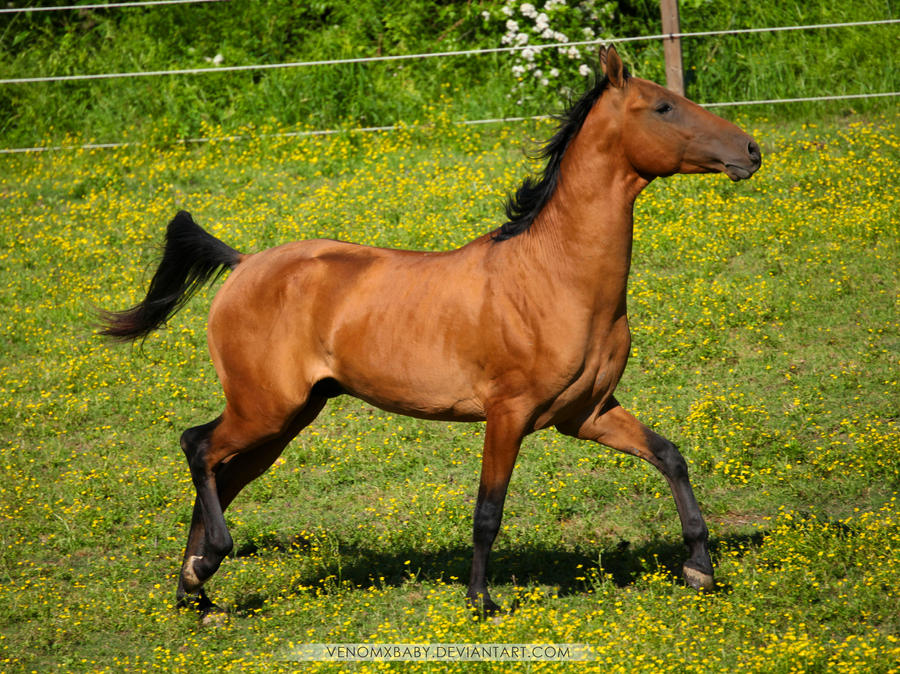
[2,19,896,85]
[1,9,897,154]
[7,88,900,156]
[0,0,228,14]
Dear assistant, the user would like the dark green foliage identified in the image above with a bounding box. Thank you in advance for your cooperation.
[0,0,896,144]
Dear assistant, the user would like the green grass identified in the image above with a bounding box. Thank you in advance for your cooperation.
[0,109,898,671]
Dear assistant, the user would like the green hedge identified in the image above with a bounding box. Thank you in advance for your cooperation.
[1,0,895,146]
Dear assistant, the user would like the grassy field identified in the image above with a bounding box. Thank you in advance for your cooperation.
[1,107,898,671]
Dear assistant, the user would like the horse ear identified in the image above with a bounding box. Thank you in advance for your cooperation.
[600,45,626,88]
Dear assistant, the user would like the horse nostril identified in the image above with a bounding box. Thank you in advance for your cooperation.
[748,140,761,165]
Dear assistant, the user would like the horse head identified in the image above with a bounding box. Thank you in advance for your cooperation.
[591,46,761,183]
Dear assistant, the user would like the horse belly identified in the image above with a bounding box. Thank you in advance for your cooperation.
[315,258,488,421]
[343,375,486,422]
[328,303,487,422]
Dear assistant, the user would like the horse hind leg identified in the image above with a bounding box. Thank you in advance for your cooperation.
[175,416,223,612]
[176,396,327,608]
[177,416,235,595]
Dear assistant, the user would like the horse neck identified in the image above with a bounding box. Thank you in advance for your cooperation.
[519,134,650,312]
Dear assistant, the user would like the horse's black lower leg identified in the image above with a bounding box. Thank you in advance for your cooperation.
[183,455,234,591]
[178,418,233,595]
[175,399,327,610]
[643,429,712,589]
[467,487,507,615]
[466,411,524,616]
[175,498,215,611]
[557,400,713,591]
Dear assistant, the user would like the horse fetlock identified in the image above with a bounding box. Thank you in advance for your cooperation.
[209,532,234,559]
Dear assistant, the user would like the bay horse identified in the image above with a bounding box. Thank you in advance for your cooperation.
[101,46,761,615]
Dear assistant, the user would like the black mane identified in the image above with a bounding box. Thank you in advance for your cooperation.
[493,69,627,241]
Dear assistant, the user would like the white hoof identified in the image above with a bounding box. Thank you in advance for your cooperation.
[683,565,714,591]
[201,609,229,627]
[182,555,204,590]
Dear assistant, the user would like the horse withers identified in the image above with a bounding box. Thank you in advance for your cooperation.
[101,46,761,616]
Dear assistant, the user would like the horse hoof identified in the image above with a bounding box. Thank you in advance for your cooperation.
[176,586,217,614]
[181,555,205,592]
[683,565,714,592]
[201,607,229,627]
[466,595,502,619]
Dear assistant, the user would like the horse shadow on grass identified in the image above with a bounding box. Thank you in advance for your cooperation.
[228,530,766,613]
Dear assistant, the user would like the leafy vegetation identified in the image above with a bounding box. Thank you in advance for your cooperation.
[1,105,898,669]
[1,0,896,147]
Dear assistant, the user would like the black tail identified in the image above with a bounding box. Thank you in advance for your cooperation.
[99,211,242,342]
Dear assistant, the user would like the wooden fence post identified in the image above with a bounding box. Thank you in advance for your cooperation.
[660,0,684,96]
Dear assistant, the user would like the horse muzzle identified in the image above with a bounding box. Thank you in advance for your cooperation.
[723,140,762,181]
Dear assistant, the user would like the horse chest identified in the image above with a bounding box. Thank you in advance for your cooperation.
[521,315,629,430]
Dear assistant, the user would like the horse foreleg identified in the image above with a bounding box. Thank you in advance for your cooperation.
[467,410,525,615]
[557,398,713,590]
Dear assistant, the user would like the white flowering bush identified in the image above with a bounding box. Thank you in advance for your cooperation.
[480,0,616,103]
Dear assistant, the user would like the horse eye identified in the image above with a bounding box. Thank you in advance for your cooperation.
[655,102,673,115]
